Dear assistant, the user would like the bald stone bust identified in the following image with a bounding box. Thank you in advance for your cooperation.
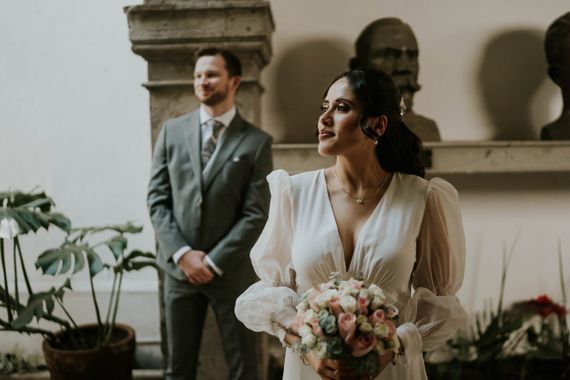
[541,12,570,140]
[350,18,441,141]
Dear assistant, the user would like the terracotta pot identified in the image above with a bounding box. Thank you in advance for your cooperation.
[42,323,135,380]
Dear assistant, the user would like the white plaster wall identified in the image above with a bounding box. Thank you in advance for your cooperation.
[0,0,569,359]
[0,0,158,354]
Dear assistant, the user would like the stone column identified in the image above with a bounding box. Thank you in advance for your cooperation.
[125,1,274,378]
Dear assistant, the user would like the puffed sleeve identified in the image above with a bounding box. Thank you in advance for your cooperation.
[235,169,300,343]
[396,178,467,365]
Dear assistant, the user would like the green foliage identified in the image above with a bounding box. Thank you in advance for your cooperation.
[0,190,157,350]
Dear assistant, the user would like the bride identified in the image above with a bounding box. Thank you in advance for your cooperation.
[235,68,466,379]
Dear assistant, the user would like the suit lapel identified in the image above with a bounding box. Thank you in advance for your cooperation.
[183,110,203,194]
[202,114,247,191]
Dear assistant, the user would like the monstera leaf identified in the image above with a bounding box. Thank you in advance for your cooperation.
[118,250,157,272]
[11,279,71,329]
[0,191,71,236]
[36,243,103,277]
[71,222,142,243]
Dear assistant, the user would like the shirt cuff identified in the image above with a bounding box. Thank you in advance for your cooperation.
[204,256,224,276]
[172,246,191,264]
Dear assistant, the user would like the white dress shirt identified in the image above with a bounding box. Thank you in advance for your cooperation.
[172,105,237,276]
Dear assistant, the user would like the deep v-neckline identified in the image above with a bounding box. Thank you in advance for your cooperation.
[320,169,394,272]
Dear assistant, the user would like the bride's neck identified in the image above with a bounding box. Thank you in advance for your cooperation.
[334,155,386,190]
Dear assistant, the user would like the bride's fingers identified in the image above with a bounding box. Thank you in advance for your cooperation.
[326,359,339,370]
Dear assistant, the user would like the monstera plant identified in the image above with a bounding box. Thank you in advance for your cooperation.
[0,190,156,380]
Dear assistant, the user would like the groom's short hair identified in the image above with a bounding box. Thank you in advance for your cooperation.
[195,47,242,77]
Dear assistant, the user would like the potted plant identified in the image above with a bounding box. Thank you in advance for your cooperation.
[425,247,570,380]
[0,190,156,380]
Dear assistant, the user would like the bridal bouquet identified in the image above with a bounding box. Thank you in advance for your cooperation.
[292,273,400,375]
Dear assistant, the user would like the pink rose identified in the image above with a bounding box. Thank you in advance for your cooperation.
[351,333,377,357]
[385,320,397,336]
[338,313,357,345]
[357,297,369,315]
[386,306,397,319]
[308,291,321,312]
[311,321,325,338]
[368,309,385,325]
[290,313,305,331]
[329,298,343,317]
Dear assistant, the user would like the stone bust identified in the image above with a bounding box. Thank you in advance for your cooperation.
[541,12,570,140]
[350,17,441,141]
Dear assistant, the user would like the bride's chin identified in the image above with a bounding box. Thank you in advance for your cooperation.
[317,144,334,157]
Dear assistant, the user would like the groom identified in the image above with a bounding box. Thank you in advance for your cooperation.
[147,47,273,380]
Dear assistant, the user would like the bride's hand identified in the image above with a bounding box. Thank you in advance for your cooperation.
[304,352,341,380]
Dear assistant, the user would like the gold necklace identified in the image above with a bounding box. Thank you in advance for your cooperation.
[332,167,390,205]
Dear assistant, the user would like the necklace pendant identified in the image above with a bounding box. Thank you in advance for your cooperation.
[356,198,364,204]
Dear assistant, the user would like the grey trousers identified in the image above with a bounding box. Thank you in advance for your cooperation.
[164,273,258,380]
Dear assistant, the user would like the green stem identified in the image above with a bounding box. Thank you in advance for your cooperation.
[12,240,20,310]
[0,239,12,322]
[105,271,123,345]
[15,238,33,296]
[0,318,55,338]
[55,297,78,330]
[104,272,118,327]
[88,269,103,347]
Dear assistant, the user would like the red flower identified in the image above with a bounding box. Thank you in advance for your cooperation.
[527,294,567,318]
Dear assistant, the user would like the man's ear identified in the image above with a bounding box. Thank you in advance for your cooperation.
[230,76,241,92]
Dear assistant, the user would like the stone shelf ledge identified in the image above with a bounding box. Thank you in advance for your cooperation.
[272,141,570,175]
[0,370,163,380]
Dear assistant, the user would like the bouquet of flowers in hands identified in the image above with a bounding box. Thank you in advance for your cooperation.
[291,273,400,376]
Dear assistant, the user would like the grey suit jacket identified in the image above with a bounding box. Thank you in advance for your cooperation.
[147,109,273,283]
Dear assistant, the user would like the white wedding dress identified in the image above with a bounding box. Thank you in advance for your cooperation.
[235,169,467,379]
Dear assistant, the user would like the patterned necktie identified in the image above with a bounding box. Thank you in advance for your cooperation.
[201,119,224,168]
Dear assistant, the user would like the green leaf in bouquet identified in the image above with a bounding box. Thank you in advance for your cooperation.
[326,336,343,357]
[355,352,380,376]
[318,310,337,335]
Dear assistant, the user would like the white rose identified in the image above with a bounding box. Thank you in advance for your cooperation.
[356,315,367,326]
[314,341,328,359]
[339,282,359,296]
[296,302,308,313]
[298,324,312,337]
[373,324,390,338]
[371,296,385,310]
[303,310,318,324]
[340,295,357,314]
[359,322,373,333]
[392,335,400,351]
[358,289,370,300]
[301,333,317,348]
[374,340,386,355]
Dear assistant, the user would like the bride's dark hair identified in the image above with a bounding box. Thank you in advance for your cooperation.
[324,69,425,178]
